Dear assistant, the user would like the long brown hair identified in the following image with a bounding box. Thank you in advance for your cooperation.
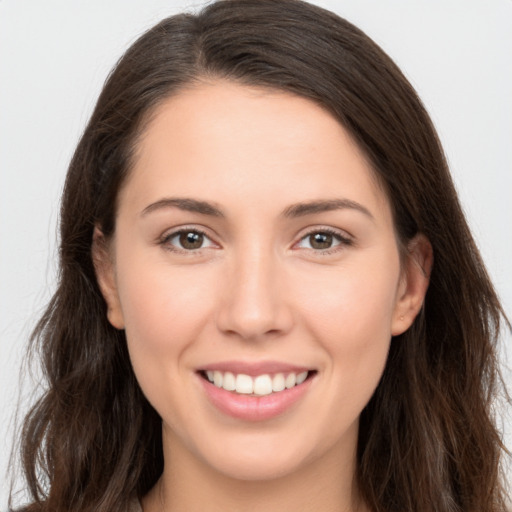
[11,1,510,511]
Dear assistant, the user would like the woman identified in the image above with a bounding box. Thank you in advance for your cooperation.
[9,0,510,511]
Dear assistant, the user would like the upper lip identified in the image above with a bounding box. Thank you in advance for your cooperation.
[198,360,313,377]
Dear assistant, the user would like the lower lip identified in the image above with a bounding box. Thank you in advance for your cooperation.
[199,374,314,421]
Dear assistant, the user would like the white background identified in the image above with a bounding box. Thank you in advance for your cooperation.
[1,0,511,506]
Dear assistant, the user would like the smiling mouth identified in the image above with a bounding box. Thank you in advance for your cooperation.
[199,370,317,396]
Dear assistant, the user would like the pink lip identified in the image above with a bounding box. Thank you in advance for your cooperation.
[198,369,315,422]
[199,360,311,377]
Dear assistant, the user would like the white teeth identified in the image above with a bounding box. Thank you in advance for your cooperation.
[253,375,273,396]
[213,370,223,388]
[272,373,285,392]
[285,373,297,389]
[235,374,254,394]
[296,371,308,385]
[205,370,311,395]
[223,371,236,391]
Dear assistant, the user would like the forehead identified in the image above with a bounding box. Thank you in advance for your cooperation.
[121,81,392,222]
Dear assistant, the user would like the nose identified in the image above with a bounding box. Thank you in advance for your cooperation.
[215,246,294,341]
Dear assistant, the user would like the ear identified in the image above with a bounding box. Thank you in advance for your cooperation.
[391,233,433,336]
[91,226,125,330]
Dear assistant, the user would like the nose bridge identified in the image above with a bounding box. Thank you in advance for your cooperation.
[216,240,292,340]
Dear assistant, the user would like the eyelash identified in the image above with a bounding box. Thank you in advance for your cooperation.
[159,226,353,255]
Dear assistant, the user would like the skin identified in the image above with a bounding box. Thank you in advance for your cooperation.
[94,81,432,512]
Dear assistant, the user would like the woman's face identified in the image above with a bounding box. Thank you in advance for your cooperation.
[96,82,429,482]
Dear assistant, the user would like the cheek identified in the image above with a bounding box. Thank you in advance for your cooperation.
[294,252,400,381]
[114,253,217,381]
[301,262,399,439]
[114,257,222,431]
[301,260,398,331]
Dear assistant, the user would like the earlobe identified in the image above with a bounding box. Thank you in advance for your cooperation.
[92,227,125,330]
[391,233,433,336]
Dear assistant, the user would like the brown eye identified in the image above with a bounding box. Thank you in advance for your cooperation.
[179,231,204,249]
[295,229,351,252]
[163,229,215,252]
[309,232,333,249]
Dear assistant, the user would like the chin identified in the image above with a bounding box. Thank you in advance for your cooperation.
[185,425,335,483]
[205,449,310,482]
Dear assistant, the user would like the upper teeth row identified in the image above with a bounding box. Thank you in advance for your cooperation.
[206,370,309,396]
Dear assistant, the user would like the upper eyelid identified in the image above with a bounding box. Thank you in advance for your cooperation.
[295,225,353,241]
[160,224,217,240]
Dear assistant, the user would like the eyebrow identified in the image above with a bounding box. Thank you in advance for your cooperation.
[141,198,224,217]
[141,197,374,220]
[282,199,374,220]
